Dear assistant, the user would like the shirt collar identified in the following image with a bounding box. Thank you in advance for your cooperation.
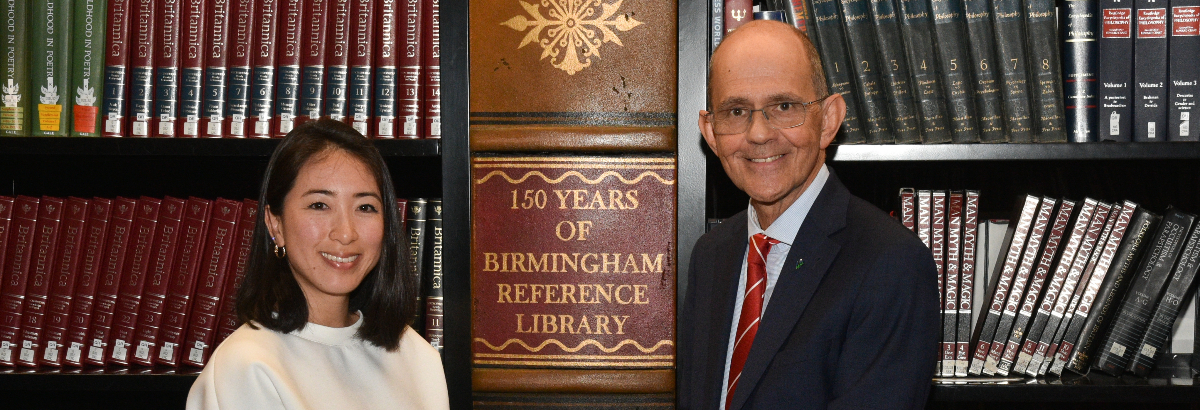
[746,164,830,246]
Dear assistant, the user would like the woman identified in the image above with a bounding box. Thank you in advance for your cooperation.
[187,119,449,409]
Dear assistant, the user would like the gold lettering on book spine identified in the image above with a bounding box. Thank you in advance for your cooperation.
[499,0,644,75]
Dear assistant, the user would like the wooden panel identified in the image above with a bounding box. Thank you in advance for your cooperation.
[470,126,675,152]
[472,369,675,393]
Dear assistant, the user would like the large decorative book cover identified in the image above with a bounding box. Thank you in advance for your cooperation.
[0,196,40,366]
[471,156,675,388]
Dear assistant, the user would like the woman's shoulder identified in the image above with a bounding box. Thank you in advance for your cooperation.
[208,323,289,369]
[395,326,444,366]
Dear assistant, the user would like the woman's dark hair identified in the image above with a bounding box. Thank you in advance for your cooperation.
[236,118,414,350]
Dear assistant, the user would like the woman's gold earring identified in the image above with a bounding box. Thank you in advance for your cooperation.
[274,243,287,258]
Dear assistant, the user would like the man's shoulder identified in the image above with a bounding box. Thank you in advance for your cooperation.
[841,194,928,257]
[693,209,748,251]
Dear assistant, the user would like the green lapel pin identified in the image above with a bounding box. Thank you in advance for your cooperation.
[795,259,804,269]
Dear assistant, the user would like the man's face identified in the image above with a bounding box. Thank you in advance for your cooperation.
[699,25,842,211]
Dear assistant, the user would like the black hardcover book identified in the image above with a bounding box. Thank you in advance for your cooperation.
[1093,207,1195,376]
[1062,0,1101,142]
[1098,0,1135,141]
[894,0,950,143]
[837,0,895,143]
[868,0,922,144]
[405,199,428,334]
[1128,224,1200,376]
[984,197,1056,375]
[1168,2,1200,141]
[1133,0,1170,141]
[991,0,1035,142]
[810,0,868,144]
[955,190,981,376]
[930,0,981,142]
[1067,207,1159,373]
[943,192,963,376]
[962,0,1008,142]
[423,199,443,354]
[1025,0,1068,142]
[968,195,1039,375]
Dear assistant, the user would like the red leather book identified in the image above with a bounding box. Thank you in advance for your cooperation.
[271,0,306,138]
[101,0,134,138]
[346,0,376,136]
[36,197,92,367]
[127,0,159,137]
[155,197,212,366]
[898,188,916,232]
[92,197,161,365]
[127,197,186,366]
[14,197,65,367]
[181,198,242,367]
[0,196,39,367]
[201,0,233,138]
[214,199,258,345]
[177,0,209,138]
[297,0,330,126]
[373,0,399,138]
[247,0,279,138]
[151,0,184,138]
[0,197,14,269]
[223,0,257,138]
[61,198,114,367]
[397,0,422,139]
[109,197,177,366]
[724,0,752,34]
[79,197,137,366]
[324,0,352,122]
[420,0,440,139]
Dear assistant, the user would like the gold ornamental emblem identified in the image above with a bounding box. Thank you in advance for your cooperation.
[501,0,643,75]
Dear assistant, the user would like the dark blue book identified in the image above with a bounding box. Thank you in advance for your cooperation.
[1061,0,1101,142]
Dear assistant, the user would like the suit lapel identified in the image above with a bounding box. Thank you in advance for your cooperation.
[703,213,749,409]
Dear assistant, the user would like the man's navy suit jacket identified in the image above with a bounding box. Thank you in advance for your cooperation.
[678,171,940,410]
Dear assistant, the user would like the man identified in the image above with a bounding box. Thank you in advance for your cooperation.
[678,20,939,410]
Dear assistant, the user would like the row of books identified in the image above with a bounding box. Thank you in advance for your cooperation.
[0,0,440,139]
[0,194,443,370]
[902,189,1200,378]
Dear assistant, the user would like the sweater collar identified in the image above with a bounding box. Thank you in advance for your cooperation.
[292,312,363,346]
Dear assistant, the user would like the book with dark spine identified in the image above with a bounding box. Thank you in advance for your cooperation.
[1051,201,1137,375]
[931,191,949,374]
[996,199,1075,374]
[107,197,162,366]
[35,197,89,367]
[128,196,186,366]
[1098,0,1135,141]
[894,0,950,144]
[955,190,980,376]
[13,197,64,367]
[962,0,1006,142]
[0,196,39,366]
[867,0,922,143]
[942,192,962,376]
[271,0,303,137]
[787,0,813,31]
[70,0,107,137]
[1062,0,1101,142]
[99,0,129,137]
[374,0,399,138]
[990,0,1034,142]
[0,0,29,136]
[1013,198,1098,374]
[984,197,1056,375]
[839,0,895,143]
[1169,1,1200,140]
[176,0,208,138]
[406,199,428,334]
[181,198,242,367]
[930,0,980,142]
[1066,208,1158,373]
[0,197,12,291]
[1025,0,1067,141]
[1133,0,1169,141]
[424,199,443,352]
[214,199,257,345]
[1093,207,1195,376]
[60,198,112,367]
[899,188,916,232]
[1129,224,1200,376]
[126,0,156,137]
[346,0,375,135]
[297,0,329,126]
[154,197,211,367]
[420,0,439,139]
[325,0,351,122]
[222,0,255,137]
[30,0,73,136]
[151,0,182,138]
[809,0,866,144]
[725,0,752,33]
[968,195,1039,376]
[247,0,278,138]
[201,0,232,137]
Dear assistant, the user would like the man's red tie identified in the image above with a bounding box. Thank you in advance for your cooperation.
[726,233,779,410]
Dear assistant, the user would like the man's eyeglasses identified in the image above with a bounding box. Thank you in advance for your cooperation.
[706,95,831,135]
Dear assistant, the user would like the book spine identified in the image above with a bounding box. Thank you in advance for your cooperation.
[152,0,182,138]
[917,190,932,248]
[1025,0,1067,141]
[127,196,185,366]
[1133,0,1169,141]
[984,197,1056,375]
[1130,225,1200,376]
[962,0,1006,142]
[297,0,328,125]
[0,0,29,136]
[990,0,1034,142]
[14,197,64,367]
[180,199,242,367]
[725,0,752,33]
[0,196,39,367]
[0,197,12,311]
[35,197,89,366]
[1062,0,1101,142]
[325,0,350,122]
[201,0,231,138]
[346,0,374,136]
[30,0,74,136]
[107,197,161,366]
[1012,198,1098,374]
[955,191,979,376]
[99,0,129,137]
[271,0,302,137]
[712,0,723,51]
[222,0,255,137]
[247,0,278,138]
[902,0,955,143]
[967,195,1039,375]
[396,0,421,138]
[424,198,443,352]
[868,0,922,143]
[839,0,894,143]
[1169,1,1200,140]
[421,0,439,139]
[406,199,428,334]
[60,198,111,367]
[373,0,399,138]
[942,192,962,376]
[214,199,257,345]
[930,0,980,142]
[789,0,813,31]
[78,197,135,366]
[899,188,916,231]
[175,0,207,138]
[70,0,106,137]
[154,197,211,367]
[125,0,155,137]
[1098,0,1135,141]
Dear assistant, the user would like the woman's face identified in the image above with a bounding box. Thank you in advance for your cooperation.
[265,148,385,313]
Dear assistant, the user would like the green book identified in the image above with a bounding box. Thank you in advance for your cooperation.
[30,0,73,136]
[69,0,104,136]
[1,0,29,136]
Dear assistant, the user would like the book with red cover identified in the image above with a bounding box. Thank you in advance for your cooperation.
[420,0,440,139]
[151,0,184,138]
[223,0,257,138]
[397,0,422,139]
[899,188,916,232]
[102,0,134,138]
[724,0,752,33]
[297,0,330,126]
[87,197,161,366]
[346,0,376,136]
[0,196,39,366]
[155,197,212,366]
[111,197,182,366]
[325,0,352,122]
[271,0,305,137]
[214,199,258,345]
[34,197,90,367]
[128,197,187,366]
[0,197,14,272]
[983,197,1057,375]
[60,198,114,367]
[968,195,1040,375]
[13,197,65,367]
[177,0,209,138]
[373,0,399,138]
[248,0,279,138]
[127,0,159,137]
[201,0,233,137]
[80,197,137,366]
[181,198,242,367]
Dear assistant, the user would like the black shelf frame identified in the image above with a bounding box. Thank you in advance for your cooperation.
[0,137,441,157]
[828,142,1200,162]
